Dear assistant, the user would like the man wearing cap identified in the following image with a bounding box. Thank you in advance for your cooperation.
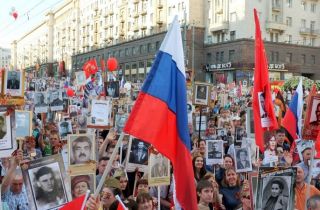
[34,166,66,209]
[71,175,90,199]
[297,147,312,182]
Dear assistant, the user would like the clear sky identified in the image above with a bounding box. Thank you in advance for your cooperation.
[0,0,64,49]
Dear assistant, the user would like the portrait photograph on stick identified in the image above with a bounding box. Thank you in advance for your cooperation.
[205,140,223,165]
[0,108,16,158]
[22,154,71,210]
[148,151,170,186]
[34,92,49,113]
[68,134,95,166]
[15,110,32,138]
[4,70,24,97]
[87,99,111,127]
[193,82,210,106]
[234,147,252,173]
[303,95,320,140]
[126,137,150,172]
[70,173,95,200]
[58,120,73,139]
[49,90,64,111]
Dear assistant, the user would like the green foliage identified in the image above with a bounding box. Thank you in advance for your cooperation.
[282,76,320,91]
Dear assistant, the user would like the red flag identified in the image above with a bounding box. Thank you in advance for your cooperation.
[83,59,98,78]
[315,130,320,158]
[253,9,278,152]
[59,195,86,210]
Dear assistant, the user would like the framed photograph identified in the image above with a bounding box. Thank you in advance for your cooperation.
[303,95,320,140]
[148,151,170,186]
[126,137,150,172]
[115,113,128,133]
[194,114,207,131]
[34,92,49,113]
[4,70,24,97]
[256,167,296,210]
[193,82,210,106]
[88,99,111,128]
[311,159,320,179]
[234,147,252,173]
[248,172,258,210]
[206,140,224,165]
[246,107,255,138]
[68,134,95,166]
[15,110,32,138]
[49,90,64,111]
[58,120,73,139]
[29,80,36,91]
[35,78,47,92]
[69,105,78,118]
[75,71,86,86]
[258,91,271,128]
[106,80,120,98]
[22,154,71,210]
[70,173,95,199]
[235,127,245,143]
[217,128,227,138]
[77,115,87,131]
[0,108,16,158]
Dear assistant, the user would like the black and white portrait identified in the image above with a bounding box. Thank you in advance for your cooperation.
[206,140,223,165]
[58,121,73,139]
[115,113,128,133]
[22,155,71,210]
[34,92,49,113]
[0,110,15,158]
[261,176,291,210]
[258,92,271,128]
[75,71,86,86]
[194,83,210,106]
[77,115,87,130]
[69,105,78,117]
[234,147,252,173]
[148,152,170,186]
[246,108,255,138]
[106,80,120,98]
[15,111,32,138]
[70,174,95,199]
[49,91,63,111]
[235,127,245,143]
[217,128,227,140]
[29,162,67,209]
[309,98,320,126]
[126,138,150,172]
[35,78,47,92]
[29,81,36,91]
[68,134,95,166]
[4,70,24,96]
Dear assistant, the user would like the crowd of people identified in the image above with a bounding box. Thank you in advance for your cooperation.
[0,78,320,210]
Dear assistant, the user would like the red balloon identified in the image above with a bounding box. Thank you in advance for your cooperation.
[107,57,118,71]
[12,12,18,20]
[66,88,75,97]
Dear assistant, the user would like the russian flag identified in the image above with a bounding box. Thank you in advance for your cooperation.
[123,16,197,210]
[282,78,303,139]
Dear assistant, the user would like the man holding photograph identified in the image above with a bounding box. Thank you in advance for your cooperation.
[34,166,66,209]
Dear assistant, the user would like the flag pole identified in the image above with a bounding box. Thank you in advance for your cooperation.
[94,132,124,198]
[158,185,161,210]
[305,140,315,210]
[80,190,91,210]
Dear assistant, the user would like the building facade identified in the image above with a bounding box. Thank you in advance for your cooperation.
[0,48,11,69]
[12,0,320,81]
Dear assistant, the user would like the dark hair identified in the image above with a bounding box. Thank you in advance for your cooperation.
[108,187,121,197]
[224,154,235,166]
[35,166,54,180]
[136,192,153,205]
[307,195,320,209]
[99,157,110,162]
[192,155,207,182]
[72,136,92,152]
[137,178,148,187]
[271,179,284,191]
[196,180,213,202]
[236,149,248,159]
[276,127,286,134]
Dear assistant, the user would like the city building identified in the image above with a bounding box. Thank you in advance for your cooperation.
[0,47,11,69]
[12,0,320,82]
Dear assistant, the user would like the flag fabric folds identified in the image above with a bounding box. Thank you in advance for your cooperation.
[253,9,278,152]
[282,78,303,140]
[59,194,86,210]
[123,16,197,210]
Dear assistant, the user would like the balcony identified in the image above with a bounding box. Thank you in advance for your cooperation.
[141,10,147,16]
[156,19,163,25]
[300,27,320,36]
[134,12,139,18]
[109,23,114,28]
[133,26,139,32]
[108,36,114,40]
[157,2,163,9]
[210,21,229,33]
[216,7,223,14]
[272,4,281,12]
[120,18,125,23]
[104,25,109,30]
[133,0,139,4]
[265,21,286,32]
[120,31,125,36]
[141,25,147,30]
[109,11,114,15]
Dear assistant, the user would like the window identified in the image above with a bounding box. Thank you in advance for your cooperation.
[216,52,220,62]
[311,55,316,64]
[311,3,316,12]
[287,35,292,43]
[286,17,292,26]
[270,33,278,42]
[272,14,279,22]
[271,51,279,62]
[286,53,292,63]
[303,37,307,45]
[310,21,316,31]
[287,0,292,8]
[220,51,224,62]
[311,38,316,46]
[302,54,306,64]
[207,53,212,63]
[230,31,236,41]
[229,50,235,62]
[230,12,236,22]
[301,19,306,28]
